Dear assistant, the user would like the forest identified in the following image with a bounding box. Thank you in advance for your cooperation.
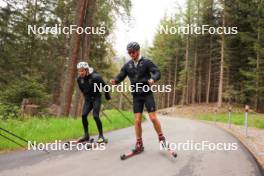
[149,0,264,112]
[0,0,132,118]
[0,0,264,120]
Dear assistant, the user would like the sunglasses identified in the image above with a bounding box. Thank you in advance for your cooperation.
[128,51,137,55]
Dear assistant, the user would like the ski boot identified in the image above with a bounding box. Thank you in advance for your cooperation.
[133,138,144,153]
[120,138,144,160]
[97,135,108,144]
[77,135,90,143]
[159,134,177,158]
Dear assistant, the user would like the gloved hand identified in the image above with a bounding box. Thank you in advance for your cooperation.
[105,93,111,100]
[109,79,117,85]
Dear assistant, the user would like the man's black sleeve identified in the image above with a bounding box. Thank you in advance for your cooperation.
[115,65,127,84]
[77,79,84,93]
[148,60,161,82]
[94,75,111,100]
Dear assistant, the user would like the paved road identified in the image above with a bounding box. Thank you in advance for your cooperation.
[0,115,263,176]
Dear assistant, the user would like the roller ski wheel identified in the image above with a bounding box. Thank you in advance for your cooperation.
[160,140,177,159]
[65,138,94,148]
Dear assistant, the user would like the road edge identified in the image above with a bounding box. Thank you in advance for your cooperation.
[202,120,264,175]
[159,110,264,174]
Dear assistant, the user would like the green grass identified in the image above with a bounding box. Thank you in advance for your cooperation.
[196,112,264,129]
[0,109,135,151]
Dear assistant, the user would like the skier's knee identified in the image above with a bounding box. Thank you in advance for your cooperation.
[149,115,157,122]
[82,114,88,119]
[93,111,99,118]
[135,118,142,125]
[93,115,100,121]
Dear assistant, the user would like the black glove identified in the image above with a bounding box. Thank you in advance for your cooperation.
[105,93,111,100]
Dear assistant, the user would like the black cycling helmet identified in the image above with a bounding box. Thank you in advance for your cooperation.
[127,42,140,51]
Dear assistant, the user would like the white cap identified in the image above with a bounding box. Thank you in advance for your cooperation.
[77,61,94,73]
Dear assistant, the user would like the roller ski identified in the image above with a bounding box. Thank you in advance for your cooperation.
[159,136,177,159]
[120,139,144,160]
[65,136,94,148]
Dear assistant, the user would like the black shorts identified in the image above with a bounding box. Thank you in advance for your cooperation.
[133,93,156,113]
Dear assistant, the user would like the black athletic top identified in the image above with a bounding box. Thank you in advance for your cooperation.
[77,71,111,100]
[114,56,161,95]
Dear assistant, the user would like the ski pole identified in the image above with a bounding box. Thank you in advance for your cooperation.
[107,101,133,125]
[0,133,25,148]
[120,92,133,105]
[0,127,29,143]
[101,110,112,123]
[0,127,49,153]
[101,104,112,123]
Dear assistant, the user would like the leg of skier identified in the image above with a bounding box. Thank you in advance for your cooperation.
[145,93,166,143]
[78,99,93,142]
[134,113,144,152]
[92,96,106,143]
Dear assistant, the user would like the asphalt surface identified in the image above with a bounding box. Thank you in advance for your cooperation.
[0,115,263,176]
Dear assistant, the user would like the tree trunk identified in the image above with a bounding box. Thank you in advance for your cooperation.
[255,0,261,111]
[72,83,82,117]
[198,65,202,103]
[71,0,96,117]
[173,55,178,105]
[83,0,96,60]
[217,1,225,108]
[206,0,214,104]
[161,79,166,108]
[59,3,71,116]
[72,42,84,117]
[181,35,189,105]
[206,35,212,104]
[77,94,84,116]
[63,0,87,116]
[192,44,197,104]
[167,63,171,107]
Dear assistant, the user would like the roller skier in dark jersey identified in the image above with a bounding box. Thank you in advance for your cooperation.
[77,61,111,143]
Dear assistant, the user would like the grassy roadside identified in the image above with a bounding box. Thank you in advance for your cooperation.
[196,112,264,129]
[161,104,264,129]
[0,109,134,151]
